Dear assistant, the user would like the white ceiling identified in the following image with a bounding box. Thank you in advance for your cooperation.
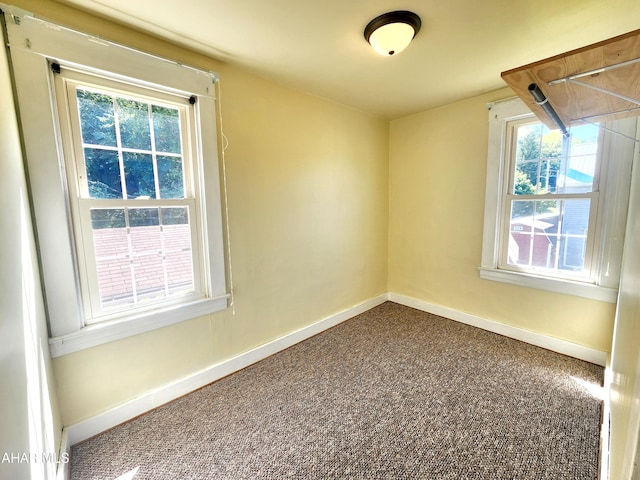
[56,0,640,119]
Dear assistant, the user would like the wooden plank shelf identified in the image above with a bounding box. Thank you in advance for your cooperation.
[501,29,640,130]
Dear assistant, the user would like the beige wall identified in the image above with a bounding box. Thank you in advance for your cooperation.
[388,90,616,352]
[11,0,388,426]
[0,15,62,478]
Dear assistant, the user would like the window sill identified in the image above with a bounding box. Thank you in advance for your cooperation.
[478,267,618,303]
[49,295,230,357]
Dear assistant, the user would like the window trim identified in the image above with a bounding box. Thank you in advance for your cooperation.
[480,97,636,303]
[5,8,228,356]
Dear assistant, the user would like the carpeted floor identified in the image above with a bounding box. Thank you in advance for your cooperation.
[70,302,604,479]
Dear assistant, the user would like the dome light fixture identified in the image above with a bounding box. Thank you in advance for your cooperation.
[364,10,421,56]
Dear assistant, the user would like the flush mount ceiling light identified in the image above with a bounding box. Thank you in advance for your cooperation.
[364,10,421,56]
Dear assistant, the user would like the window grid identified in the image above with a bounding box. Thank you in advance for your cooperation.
[499,119,602,281]
[59,73,206,323]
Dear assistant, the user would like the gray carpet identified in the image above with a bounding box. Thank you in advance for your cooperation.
[70,302,604,479]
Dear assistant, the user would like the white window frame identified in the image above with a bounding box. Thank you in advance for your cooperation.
[498,116,603,281]
[4,7,228,356]
[479,97,637,303]
[55,69,208,323]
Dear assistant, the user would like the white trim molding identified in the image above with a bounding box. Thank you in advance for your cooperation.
[388,292,607,367]
[49,295,230,357]
[600,363,613,480]
[64,292,608,447]
[64,294,388,445]
[56,429,71,480]
[478,267,618,303]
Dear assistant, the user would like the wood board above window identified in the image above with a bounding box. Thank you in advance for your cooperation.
[501,29,640,130]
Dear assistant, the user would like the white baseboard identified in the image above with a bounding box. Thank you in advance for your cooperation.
[65,292,607,447]
[388,292,608,367]
[65,294,388,446]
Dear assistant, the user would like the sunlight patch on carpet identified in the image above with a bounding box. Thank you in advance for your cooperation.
[113,466,139,480]
[571,376,605,400]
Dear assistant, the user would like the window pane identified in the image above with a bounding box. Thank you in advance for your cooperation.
[152,105,181,154]
[84,148,123,199]
[77,89,188,202]
[91,209,133,308]
[558,199,591,270]
[513,123,562,195]
[90,209,125,229]
[129,207,159,227]
[123,152,156,199]
[128,208,164,303]
[514,122,599,197]
[161,207,194,295]
[76,89,116,147]
[157,156,185,199]
[161,207,188,225]
[117,98,152,150]
[557,124,599,194]
[90,207,195,310]
[508,199,590,273]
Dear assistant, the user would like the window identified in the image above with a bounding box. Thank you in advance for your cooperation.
[502,119,601,279]
[480,97,636,302]
[54,70,207,323]
[6,11,228,356]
